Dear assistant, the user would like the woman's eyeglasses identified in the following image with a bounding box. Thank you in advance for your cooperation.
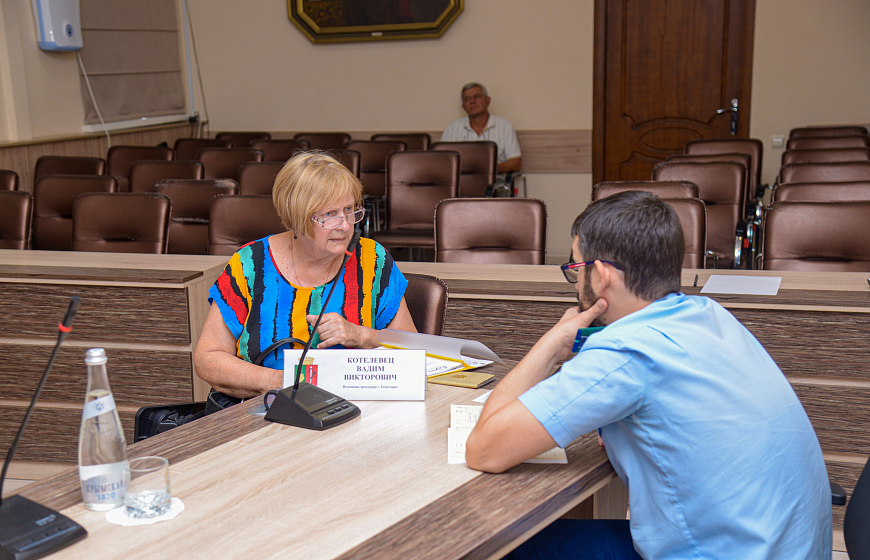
[311,208,366,230]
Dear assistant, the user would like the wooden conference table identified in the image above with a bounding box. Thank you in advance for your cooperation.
[18,361,625,560]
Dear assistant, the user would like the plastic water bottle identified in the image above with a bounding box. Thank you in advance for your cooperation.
[78,348,129,511]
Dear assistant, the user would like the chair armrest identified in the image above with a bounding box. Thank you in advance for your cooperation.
[832,481,847,506]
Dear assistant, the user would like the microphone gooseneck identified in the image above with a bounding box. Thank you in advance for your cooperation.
[293,229,361,391]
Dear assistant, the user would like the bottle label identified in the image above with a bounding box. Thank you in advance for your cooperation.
[82,393,116,421]
[80,461,128,505]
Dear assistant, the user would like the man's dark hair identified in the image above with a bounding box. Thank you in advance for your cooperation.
[571,191,683,301]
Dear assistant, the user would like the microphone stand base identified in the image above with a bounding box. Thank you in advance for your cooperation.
[264,382,360,430]
[0,495,86,560]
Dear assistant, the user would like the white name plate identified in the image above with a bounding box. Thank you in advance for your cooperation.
[283,349,426,401]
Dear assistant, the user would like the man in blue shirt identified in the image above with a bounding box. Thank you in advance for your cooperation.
[466,191,832,559]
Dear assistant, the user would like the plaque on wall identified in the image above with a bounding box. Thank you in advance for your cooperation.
[288,0,463,43]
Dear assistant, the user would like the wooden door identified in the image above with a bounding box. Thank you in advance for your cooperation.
[593,0,756,183]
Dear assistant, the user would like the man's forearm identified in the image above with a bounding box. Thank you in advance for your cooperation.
[497,156,521,173]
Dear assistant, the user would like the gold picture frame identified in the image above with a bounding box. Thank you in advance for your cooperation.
[288,0,464,43]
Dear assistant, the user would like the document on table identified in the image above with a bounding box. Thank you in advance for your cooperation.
[447,404,568,465]
[700,274,782,295]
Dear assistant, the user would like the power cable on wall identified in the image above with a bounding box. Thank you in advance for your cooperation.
[184,0,209,138]
[76,51,111,148]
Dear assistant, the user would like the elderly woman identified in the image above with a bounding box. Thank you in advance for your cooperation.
[194,152,417,403]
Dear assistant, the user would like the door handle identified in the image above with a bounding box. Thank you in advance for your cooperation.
[715,98,739,135]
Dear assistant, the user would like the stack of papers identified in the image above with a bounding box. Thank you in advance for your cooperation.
[447,404,568,465]
[376,329,503,378]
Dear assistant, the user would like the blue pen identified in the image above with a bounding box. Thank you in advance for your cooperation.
[572,327,605,352]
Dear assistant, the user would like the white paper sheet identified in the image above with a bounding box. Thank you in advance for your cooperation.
[700,274,782,296]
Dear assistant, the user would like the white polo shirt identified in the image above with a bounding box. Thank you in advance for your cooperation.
[440,113,521,164]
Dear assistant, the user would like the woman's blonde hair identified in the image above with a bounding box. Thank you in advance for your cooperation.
[272,152,364,237]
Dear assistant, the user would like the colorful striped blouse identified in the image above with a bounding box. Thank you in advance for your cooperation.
[208,235,408,371]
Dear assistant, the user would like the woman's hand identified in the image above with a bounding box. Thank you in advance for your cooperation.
[308,313,378,349]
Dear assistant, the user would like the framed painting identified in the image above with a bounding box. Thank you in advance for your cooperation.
[288,0,464,43]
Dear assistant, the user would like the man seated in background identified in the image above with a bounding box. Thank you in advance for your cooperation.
[466,191,832,560]
[441,82,522,174]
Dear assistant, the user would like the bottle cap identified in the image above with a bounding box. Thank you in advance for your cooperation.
[84,348,107,365]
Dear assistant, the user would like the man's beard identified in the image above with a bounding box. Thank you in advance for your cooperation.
[578,270,607,327]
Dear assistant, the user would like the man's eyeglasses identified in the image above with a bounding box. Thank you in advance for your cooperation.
[560,260,622,283]
[311,208,366,230]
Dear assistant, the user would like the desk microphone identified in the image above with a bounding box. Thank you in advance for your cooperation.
[264,230,361,430]
[0,297,87,560]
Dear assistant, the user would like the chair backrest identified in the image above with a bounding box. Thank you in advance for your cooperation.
[844,455,870,560]
[384,150,460,230]
[345,140,407,198]
[0,191,32,249]
[786,136,870,151]
[292,132,352,150]
[762,201,870,271]
[665,198,707,269]
[155,179,238,254]
[208,195,286,255]
[72,192,171,254]
[684,138,762,204]
[1,169,19,191]
[129,160,204,193]
[173,137,232,160]
[197,147,265,181]
[403,273,448,336]
[215,131,271,146]
[667,152,751,205]
[652,161,745,267]
[371,133,431,151]
[237,161,285,196]
[779,161,870,185]
[789,126,869,139]
[249,139,309,162]
[106,145,174,192]
[329,149,361,177]
[435,198,547,264]
[773,181,870,203]
[32,174,118,250]
[431,141,497,198]
[34,156,106,182]
[781,148,870,166]
[592,180,699,201]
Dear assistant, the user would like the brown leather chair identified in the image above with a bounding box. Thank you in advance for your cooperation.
[129,160,204,193]
[345,140,407,199]
[592,180,699,201]
[249,139,309,162]
[403,273,448,336]
[292,132,352,150]
[762,201,870,271]
[0,191,32,249]
[107,145,174,192]
[215,131,271,146]
[667,153,751,209]
[431,141,497,198]
[32,175,117,250]
[173,137,232,160]
[773,181,870,203]
[435,198,547,264]
[652,161,745,268]
[779,162,870,185]
[684,138,763,205]
[155,179,239,254]
[786,136,870,151]
[34,156,106,182]
[371,133,431,151]
[371,151,460,256]
[781,148,870,166]
[664,198,707,269]
[72,192,171,254]
[237,161,285,196]
[1,170,19,191]
[789,126,869,139]
[197,147,265,181]
[329,149,361,177]
[208,195,286,255]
